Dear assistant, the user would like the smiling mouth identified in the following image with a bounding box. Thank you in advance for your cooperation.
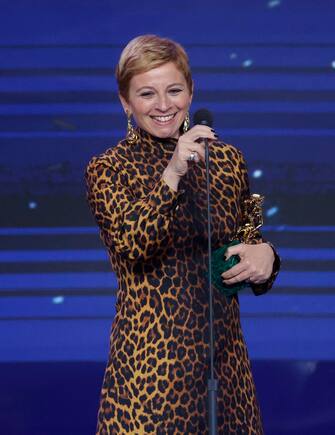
[150,113,177,123]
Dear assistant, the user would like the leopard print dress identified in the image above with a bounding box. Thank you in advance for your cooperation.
[86,128,279,434]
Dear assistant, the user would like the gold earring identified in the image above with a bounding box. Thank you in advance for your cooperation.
[183,112,190,133]
[126,111,138,145]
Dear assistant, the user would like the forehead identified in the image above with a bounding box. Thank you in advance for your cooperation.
[129,62,187,90]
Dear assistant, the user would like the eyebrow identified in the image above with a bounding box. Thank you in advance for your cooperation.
[167,83,185,88]
[136,83,185,93]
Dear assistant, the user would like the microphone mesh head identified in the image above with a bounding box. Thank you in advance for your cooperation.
[193,109,213,127]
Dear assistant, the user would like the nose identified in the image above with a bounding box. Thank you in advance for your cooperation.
[156,93,172,112]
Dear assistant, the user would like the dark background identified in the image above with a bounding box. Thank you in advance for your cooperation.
[0,1,334,433]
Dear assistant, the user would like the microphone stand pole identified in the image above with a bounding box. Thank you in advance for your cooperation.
[205,138,218,434]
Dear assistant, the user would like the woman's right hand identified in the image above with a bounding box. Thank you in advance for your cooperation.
[162,125,217,191]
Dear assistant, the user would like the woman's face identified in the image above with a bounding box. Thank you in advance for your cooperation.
[120,62,192,139]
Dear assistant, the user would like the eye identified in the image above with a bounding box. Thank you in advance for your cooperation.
[139,91,154,98]
[169,88,183,95]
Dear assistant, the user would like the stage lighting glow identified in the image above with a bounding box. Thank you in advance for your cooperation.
[252,169,263,178]
[331,60,335,69]
[242,59,253,68]
[52,296,65,304]
[267,0,281,8]
[298,361,317,375]
[266,206,279,217]
[28,201,37,209]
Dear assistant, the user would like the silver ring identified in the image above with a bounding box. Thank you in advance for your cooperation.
[188,151,197,162]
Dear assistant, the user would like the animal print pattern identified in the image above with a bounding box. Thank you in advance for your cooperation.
[86,128,279,434]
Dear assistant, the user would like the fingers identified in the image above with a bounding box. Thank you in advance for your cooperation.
[173,141,204,164]
[183,125,217,143]
[222,269,251,286]
[222,243,253,284]
[184,141,206,162]
[221,243,275,285]
[166,125,218,177]
[221,261,250,285]
[178,126,216,163]
[225,244,245,261]
[221,261,246,280]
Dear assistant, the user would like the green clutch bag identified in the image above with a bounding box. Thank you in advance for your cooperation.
[211,240,249,297]
[210,193,265,297]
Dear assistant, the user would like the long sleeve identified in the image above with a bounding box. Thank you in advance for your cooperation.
[85,153,182,262]
[238,151,281,295]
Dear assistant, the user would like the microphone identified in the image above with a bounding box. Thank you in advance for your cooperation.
[193,109,213,128]
[193,107,219,434]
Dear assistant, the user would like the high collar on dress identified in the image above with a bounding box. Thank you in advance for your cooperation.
[136,127,179,154]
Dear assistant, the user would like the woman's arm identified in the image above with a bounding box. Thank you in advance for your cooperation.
[221,150,281,295]
[85,154,182,262]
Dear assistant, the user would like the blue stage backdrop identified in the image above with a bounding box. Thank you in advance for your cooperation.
[0,1,335,434]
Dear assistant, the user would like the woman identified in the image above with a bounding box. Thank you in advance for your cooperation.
[86,35,280,434]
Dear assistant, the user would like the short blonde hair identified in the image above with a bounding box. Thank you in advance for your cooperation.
[116,34,193,100]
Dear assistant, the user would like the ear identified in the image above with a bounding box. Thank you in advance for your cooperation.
[189,80,194,103]
[119,93,131,115]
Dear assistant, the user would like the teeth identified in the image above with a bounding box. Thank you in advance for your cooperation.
[152,114,175,122]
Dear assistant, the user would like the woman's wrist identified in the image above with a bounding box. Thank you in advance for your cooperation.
[263,241,275,264]
[162,166,181,192]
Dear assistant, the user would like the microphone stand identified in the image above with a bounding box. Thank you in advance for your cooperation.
[205,138,218,434]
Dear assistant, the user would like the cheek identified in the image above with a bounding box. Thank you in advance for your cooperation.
[132,101,152,118]
[179,94,192,109]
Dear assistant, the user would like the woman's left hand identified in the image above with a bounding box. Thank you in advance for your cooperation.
[221,242,275,285]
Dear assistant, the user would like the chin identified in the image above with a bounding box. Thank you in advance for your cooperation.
[155,130,176,138]
[150,124,180,139]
